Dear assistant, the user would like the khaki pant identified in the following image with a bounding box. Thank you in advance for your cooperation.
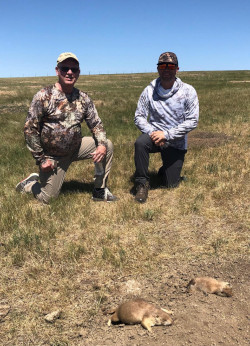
[25,137,113,204]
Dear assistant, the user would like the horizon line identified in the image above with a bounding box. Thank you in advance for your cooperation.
[0,69,249,79]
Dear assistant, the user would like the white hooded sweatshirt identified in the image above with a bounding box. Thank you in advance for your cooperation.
[134,77,199,150]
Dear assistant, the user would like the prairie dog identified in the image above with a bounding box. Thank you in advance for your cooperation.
[108,298,173,332]
[187,277,233,297]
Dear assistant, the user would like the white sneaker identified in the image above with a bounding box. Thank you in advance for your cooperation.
[16,173,39,193]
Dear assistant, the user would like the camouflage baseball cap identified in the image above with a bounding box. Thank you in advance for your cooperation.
[57,52,79,65]
[157,52,178,66]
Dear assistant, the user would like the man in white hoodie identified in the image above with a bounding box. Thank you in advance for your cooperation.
[134,52,199,203]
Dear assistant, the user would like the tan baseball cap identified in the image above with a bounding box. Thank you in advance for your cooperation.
[57,52,79,65]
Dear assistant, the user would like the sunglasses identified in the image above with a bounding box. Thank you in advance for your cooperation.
[158,63,177,70]
[59,66,79,73]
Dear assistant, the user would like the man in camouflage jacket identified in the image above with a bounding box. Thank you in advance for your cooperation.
[16,52,117,203]
[134,52,199,203]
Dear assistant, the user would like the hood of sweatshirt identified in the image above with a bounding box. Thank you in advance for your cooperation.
[150,77,183,100]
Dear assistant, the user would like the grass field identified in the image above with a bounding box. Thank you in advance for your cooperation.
[0,70,249,345]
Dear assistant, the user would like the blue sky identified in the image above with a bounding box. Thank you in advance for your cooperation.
[0,0,249,77]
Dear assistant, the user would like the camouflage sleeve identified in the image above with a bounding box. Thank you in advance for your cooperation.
[82,93,107,147]
[24,91,46,164]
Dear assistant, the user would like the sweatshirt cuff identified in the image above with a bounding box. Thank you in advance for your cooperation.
[163,130,170,141]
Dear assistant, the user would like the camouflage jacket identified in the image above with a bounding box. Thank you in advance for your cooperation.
[24,85,107,164]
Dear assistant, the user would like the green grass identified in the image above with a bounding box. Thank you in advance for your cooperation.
[0,70,249,344]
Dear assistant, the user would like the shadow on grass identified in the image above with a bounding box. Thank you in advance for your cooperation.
[130,171,187,195]
[148,171,163,189]
[61,180,94,195]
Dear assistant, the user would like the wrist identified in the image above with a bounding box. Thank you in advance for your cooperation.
[98,143,107,149]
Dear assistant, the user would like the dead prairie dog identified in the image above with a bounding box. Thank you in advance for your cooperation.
[187,277,233,297]
[108,298,173,332]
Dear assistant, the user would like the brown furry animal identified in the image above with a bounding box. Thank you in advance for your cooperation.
[108,298,173,332]
[187,277,233,297]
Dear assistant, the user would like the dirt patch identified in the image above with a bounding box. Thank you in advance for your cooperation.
[2,257,248,345]
[188,131,232,148]
[180,73,207,77]
[16,80,44,84]
[74,258,249,346]
[94,100,107,107]
[229,81,250,83]
[0,90,16,96]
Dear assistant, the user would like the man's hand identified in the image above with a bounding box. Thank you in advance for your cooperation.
[150,131,166,146]
[40,159,56,172]
[91,145,107,163]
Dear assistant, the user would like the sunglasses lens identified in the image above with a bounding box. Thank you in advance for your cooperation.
[168,64,176,70]
[158,64,167,70]
[60,67,79,73]
[158,63,176,70]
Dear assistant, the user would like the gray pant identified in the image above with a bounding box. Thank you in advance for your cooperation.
[25,137,113,204]
[134,133,186,187]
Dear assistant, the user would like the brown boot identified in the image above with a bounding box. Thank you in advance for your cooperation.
[135,182,149,203]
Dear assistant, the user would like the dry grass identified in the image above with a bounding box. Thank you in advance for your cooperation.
[0,71,249,345]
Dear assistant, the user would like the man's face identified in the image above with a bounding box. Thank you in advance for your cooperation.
[157,63,179,83]
[56,59,80,88]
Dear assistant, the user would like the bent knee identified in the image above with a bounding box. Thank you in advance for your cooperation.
[134,134,150,149]
[35,190,59,204]
[134,138,142,149]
